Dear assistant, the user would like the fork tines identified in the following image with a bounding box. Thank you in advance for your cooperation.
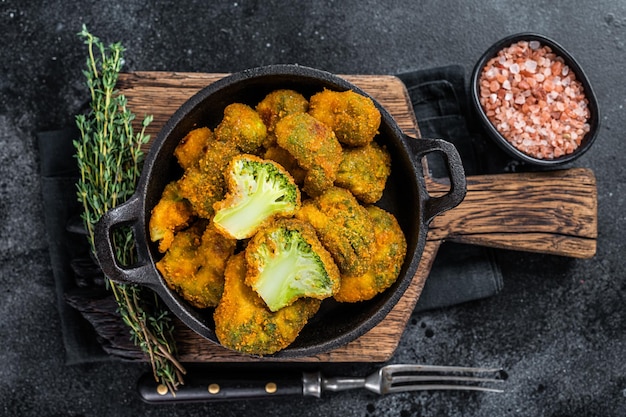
[383,364,506,393]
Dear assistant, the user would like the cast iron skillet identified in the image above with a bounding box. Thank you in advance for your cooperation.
[94,65,466,358]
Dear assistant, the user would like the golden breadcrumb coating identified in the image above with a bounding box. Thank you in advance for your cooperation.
[309,89,381,147]
[274,112,342,197]
[214,253,321,355]
[156,221,236,309]
[334,206,407,303]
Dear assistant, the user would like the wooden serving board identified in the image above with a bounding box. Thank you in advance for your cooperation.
[116,72,597,362]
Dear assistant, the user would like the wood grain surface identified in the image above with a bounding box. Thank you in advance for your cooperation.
[427,168,597,258]
[115,71,597,362]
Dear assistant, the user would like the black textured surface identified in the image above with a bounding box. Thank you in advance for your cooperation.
[1,1,625,416]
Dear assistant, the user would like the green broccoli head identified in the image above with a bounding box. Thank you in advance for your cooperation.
[245,218,340,312]
[212,155,301,240]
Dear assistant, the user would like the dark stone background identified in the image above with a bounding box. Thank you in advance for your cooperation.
[1,1,624,416]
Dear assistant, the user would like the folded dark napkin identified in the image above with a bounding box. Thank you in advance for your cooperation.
[397,65,504,312]
[39,66,504,363]
[38,127,110,363]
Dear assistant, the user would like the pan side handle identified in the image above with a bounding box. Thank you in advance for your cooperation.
[94,195,157,286]
[405,137,467,223]
[426,168,598,258]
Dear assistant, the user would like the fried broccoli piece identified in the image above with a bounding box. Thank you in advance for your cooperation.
[149,181,194,253]
[309,89,381,147]
[274,112,342,197]
[245,218,340,312]
[214,252,321,355]
[174,127,213,170]
[256,89,309,147]
[156,221,236,309]
[212,154,301,240]
[215,103,267,153]
[295,186,375,276]
[334,206,407,303]
[263,145,307,186]
[335,141,392,204]
[177,139,240,219]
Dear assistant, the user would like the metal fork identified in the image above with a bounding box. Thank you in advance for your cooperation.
[302,364,505,397]
[137,363,505,402]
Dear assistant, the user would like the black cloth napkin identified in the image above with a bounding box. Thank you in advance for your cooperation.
[397,65,504,312]
[39,66,505,363]
[38,127,111,364]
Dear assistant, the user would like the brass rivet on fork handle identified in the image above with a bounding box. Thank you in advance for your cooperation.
[156,384,168,396]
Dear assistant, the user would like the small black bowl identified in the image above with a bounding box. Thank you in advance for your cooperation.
[470,32,600,166]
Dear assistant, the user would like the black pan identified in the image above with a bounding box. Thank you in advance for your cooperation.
[94,65,466,358]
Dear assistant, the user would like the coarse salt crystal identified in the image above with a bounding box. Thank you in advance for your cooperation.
[524,59,537,73]
[529,40,540,50]
[510,63,520,74]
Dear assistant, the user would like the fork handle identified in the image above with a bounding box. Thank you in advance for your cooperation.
[137,371,306,403]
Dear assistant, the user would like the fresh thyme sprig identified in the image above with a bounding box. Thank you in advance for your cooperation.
[73,25,185,393]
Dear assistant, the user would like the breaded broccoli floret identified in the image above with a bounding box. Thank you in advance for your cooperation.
[274,112,342,197]
[335,141,392,204]
[256,89,309,147]
[156,221,236,309]
[149,181,194,253]
[296,186,375,276]
[334,206,407,303]
[212,155,301,240]
[215,103,267,153]
[177,139,240,219]
[174,127,213,170]
[214,252,321,355]
[309,89,381,147]
[245,218,340,312]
